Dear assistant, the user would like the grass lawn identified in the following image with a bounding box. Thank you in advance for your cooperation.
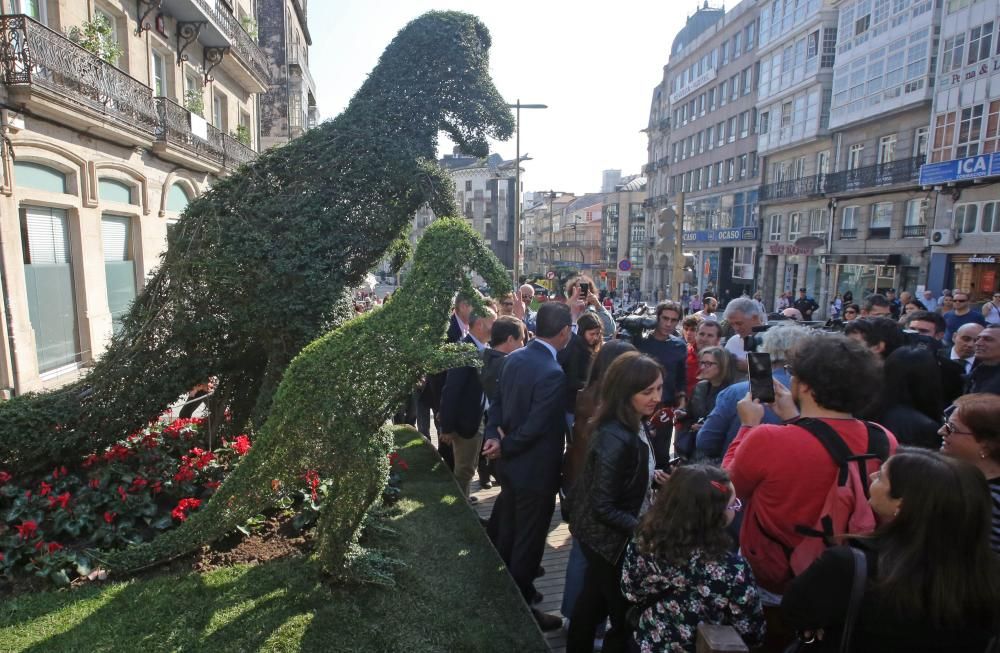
[0,427,547,653]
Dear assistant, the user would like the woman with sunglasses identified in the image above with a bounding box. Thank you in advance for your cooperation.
[674,346,737,460]
[622,465,766,653]
[842,303,861,321]
[940,393,1000,553]
[782,449,999,652]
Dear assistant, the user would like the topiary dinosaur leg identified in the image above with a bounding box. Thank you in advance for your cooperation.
[313,422,393,574]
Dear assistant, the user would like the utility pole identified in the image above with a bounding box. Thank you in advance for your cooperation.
[673,192,685,301]
[508,100,547,287]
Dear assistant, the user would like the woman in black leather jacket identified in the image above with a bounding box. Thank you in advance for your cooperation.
[567,352,669,653]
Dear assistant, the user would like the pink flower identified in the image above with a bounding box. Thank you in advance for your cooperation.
[0,470,11,484]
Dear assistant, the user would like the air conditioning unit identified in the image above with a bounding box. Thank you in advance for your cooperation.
[930,228,954,246]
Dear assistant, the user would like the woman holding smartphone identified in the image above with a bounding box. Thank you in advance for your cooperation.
[567,352,670,653]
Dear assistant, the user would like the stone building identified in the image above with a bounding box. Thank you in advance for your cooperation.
[602,179,648,295]
[0,0,267,393]
[258,0,318,149]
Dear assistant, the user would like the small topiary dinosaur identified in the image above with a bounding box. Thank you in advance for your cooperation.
[0,11,514,474]
[104,218,512,573]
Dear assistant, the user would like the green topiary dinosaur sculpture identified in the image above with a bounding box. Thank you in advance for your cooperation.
[0,11,514,474]
[104,217,512,574]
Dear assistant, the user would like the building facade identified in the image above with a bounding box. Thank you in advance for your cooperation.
[0,1,268,394]
[258,0,318,149]
[922,0,1000,301]
[646,1,762,302]
[601,180,647,295]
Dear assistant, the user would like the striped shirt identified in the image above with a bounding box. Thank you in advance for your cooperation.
[990,477,1000,555]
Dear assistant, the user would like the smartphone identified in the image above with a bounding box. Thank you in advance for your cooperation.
[747,352,775,403]
[579,282,590,296]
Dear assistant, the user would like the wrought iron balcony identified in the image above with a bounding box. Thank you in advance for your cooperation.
[188,0,270,86]
[824,156,924,194]
[839,228,858,239]
[155,97,255,171]
[0,15,160,136]
[902,224,926,238]
[868,227,891,239]
[759,174,826,202]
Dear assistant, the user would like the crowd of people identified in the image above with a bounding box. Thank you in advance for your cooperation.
[408,277,1000,652]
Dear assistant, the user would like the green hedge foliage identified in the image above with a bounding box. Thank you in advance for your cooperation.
[104,217,512,573]
[0,11,514,474]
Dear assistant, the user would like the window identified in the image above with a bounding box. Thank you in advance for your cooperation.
[742,67,752,95]
[954,203,977,235]
[21,206,79,373]
[740,111,750,138]
[855,14,871,36]
[931,111,957,162]
[817,150,830,175]
[152,51,167,97]
[708,87,716,110]
[982,201,1000,232]
[957,105,985,158]
[721,40,729,65]
[720,80,728,106]
[213,92,228,130]
[913,126,929,158]
[727,158,735,182]
[738,154,748,179]
[807,30,819,58]
[745,21,755,50]
[848,144,864,170]
[102,215,136,335]
[717,121,725,147]
[967,21,993,66]
[794,156,806,179]
[165,183,191,213]
[734,32,742,58]
[707,126,715,150]
[10,0,43,21]
[878,134,896,164]
[728,116,737,143]
[465,180,472,191]
[788,212,801,240]
[810,209,828,236]
[14,161,67,193]
[905,199,927,226]
[715,161,724,185]
[98,178,134,205]
[941,34,966,72]
[871,202,893,228]
[758,110,770,134]
[842,206,860,236]
[768,214,782,241]
[95,8,121,67]
[731,74,740,101]
[780,101,792,127]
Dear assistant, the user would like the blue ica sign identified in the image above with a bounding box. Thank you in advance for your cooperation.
[919,153,1000,186]
[682,227,758,244]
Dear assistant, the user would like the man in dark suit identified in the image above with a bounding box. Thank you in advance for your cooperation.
[418,293,474,469]
[439,308,495,498]
[483,302,572,631]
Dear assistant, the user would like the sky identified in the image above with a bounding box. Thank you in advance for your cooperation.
[308,1,693,195]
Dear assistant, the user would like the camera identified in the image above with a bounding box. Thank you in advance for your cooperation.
[617,305,657,342]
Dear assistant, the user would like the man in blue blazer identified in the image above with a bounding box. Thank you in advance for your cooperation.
[439,308,495,497]
[483,302,572,631]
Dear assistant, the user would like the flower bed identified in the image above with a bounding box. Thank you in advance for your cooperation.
[0,417,405,589]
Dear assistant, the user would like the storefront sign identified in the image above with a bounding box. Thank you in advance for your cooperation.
[682,227,758,243]
[669,68,717,104]
[969,255,997,264]
[938,57,1000,90]
[767,244,815,256]
[919,152,1000,185]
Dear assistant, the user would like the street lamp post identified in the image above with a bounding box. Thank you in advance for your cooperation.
[509,100,547,287]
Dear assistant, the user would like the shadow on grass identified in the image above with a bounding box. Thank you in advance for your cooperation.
[0,427,547,653]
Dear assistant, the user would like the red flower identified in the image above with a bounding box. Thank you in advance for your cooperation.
[39,481,52,496]
[48,491,71,510]
[82,454,100,468]
[103,444,130,462]
[89,478,101,489]
[0,470,11,484]
[150,480,163,494]
[171,497,202,521]
[397,460,409,471]
[103,511,117,524]
[46,542,63,554]
[204,480,221,490]
[34,540,43,551]
[191,450,215,470]
[24,490,31,499]
[304,470,321,502]
[171,505,188,521]
[15,520,38,540]
[174,465,196,483]
[117,485,128,502]
[130,476,148,492]
[232,435,251,456]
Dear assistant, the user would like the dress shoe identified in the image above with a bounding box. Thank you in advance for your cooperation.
[479,479,493,489]
[532,590,543,604]
[532,609,563,632]
[468,495,479,505]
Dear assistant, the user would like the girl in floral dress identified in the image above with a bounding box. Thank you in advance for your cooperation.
[621,465,765,652]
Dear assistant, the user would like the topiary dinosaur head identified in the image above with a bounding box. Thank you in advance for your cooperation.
[364,11,515,158]
[408,217,512,309]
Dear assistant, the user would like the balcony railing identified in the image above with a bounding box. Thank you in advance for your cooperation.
[759,174,826,202]
[155,97,254,171]
[868,227,891,239]
[839,228,858,239]
[825,156,924,194]
[902,224,927,238]
[0,15,160,135]
[190,0,270,85]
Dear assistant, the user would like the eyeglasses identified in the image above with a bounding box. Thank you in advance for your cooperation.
[941,420,975,437]
[699,360,719,367]
[727,498,743,512]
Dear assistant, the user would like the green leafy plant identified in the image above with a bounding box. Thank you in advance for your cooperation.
[184,89,204,117]
[68,15,124,65]
[240,16,258,40]
[104,217,512,575]
[232,124,251,146]
[0,11,514,476]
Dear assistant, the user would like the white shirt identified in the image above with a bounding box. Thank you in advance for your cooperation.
[725,333,748,360]
[694,310,718,322]
[536,338,559,361]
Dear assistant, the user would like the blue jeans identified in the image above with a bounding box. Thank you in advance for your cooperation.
[561,537,589,618]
